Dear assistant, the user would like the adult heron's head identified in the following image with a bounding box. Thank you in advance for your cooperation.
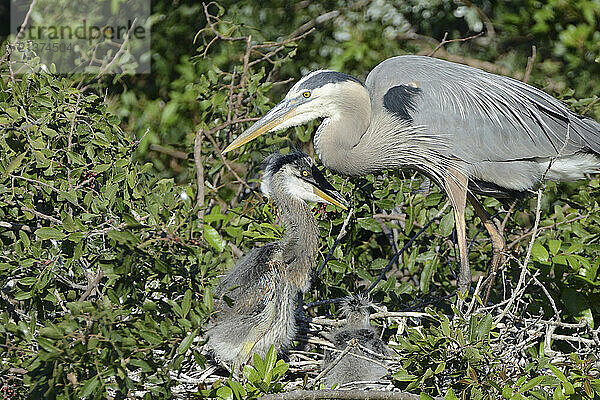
[223,70,364,153]
[261,151,348,210]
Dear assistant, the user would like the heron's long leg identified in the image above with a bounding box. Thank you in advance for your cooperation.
[467,193,505,304]
[444,170,470,295]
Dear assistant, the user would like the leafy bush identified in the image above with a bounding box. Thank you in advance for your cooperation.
[0,64,215,397]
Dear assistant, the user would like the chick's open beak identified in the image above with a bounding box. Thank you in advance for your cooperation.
[313,187,348,210]
[223,99,296,154]
[309,166,349,210]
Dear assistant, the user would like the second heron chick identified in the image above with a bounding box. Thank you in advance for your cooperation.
[322,296,390,387]
[207,151,348,367]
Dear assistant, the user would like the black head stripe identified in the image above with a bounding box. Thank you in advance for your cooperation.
[310,164,337,192]
[300,71,364,91]
[262,151,311,175]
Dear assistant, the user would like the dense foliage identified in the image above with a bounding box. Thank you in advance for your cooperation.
[1,0,599,399]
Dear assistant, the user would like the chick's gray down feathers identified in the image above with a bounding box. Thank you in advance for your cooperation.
[322,296,390,387]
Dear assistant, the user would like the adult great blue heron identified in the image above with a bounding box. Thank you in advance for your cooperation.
[207,152,347,366]
[223,55,600,294]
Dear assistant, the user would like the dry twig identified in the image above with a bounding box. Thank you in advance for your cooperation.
[315,208,355,277]
[258,389,425,400]
[523,45,537,84]
[427,32,485,57]
[495,189,543,324]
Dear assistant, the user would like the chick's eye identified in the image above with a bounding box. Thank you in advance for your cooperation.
[302,170,309,177]
[302,91,311,98]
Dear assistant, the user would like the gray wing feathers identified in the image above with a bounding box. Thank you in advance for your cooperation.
[366,55,600,162]
[215,243,282,315]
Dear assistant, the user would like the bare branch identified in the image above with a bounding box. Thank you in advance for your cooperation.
[201,2,247,47]
[194,131,205,218]
[258,389,425,400]
[495,189,543,324]
[97,17,137,76]
[204,129,263,201]
[67,93,82,190]
[0,221,33,233]
[1,0,38,64]
[79,269,105,302]
[427,31,485,57]
[20,205,61,225]
[523,45,537,84]
[315,208,354,277]
[149,144,189,160]
[312,341,356,386]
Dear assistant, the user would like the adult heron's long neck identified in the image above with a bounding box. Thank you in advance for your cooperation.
[313,85,380,176]
[314,86,450,181]
[270,181,319,291]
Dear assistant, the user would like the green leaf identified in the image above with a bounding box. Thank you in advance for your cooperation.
[204,224,225,252]
[39,326,63,339]
[548,239,561,256]
[129,358,153,372]
[434,361,446,374]
[107,230,139,245]
[79,376,100,398]
[5,152,26,175]
[37,337,61,354]
[139,330,162,345]
[19,277,38,286]
[531,242,549,262]
[228,379,247,400]
[58,190,78,205]
[440,317,451,337]
[328,260,347,273]
[243,364,261,383]
[216,386,233,400]
[548,364,575,394]
[520,375,545,392]
[263,345,277,384]
[552,386,566,400]
[356,217,382,233]
[182,289,192,318]
[35,227,66,240]
[93,163,111,173]
[439,212,454,237]
[253,352,265,376]
[476,314,493,342]
[177,330,196,355]
[61,212,75,232]
[445,388,459,400]
[464,347,481,361]
[502,385,513,399]
[561,288,594,329]
[419,260,435,293]
[392,368,417,381]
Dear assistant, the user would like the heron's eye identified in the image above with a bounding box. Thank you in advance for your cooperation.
[302,91,311,98]
[302,170,309,177]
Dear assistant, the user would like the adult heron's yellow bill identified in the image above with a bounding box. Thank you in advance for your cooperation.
[223,99,299,153]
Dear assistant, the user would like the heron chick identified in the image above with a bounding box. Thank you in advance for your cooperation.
[322,296,389,387]
[223,55,600,295]
[207,151,348,366]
